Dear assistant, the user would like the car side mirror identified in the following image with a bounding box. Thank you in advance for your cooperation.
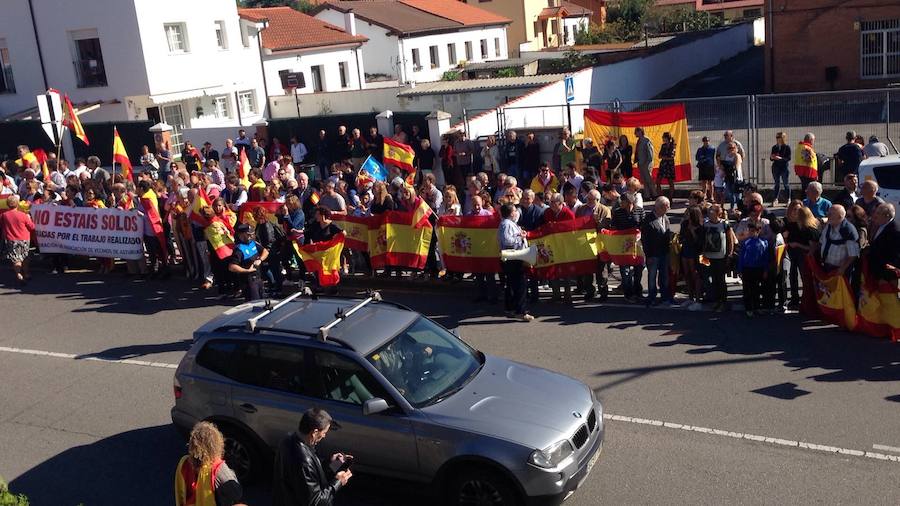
[363,397,390,416]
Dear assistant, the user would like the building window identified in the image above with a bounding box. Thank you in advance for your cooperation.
[494,37,501,57]
[71,30,108,88]
[339,61,349,88]
[0,40,14,94]
[215,20,228,50]
[447,43,457,65]
[238,90,256,115]
[411,48,421,70]
[213,95,228,118]
[861,20,900,79]
[165,23,189,53]
[465,41,473,61]
[429,45,439,68]
[480,39,488,59]
[311,65,324,92]
[742,8,761,18]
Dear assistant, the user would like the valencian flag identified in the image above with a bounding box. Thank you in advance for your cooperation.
[113,127,134,181]
[384,137,416,183]
[806,257,858,331]
[237,201,282,228]
[597,229,645,266]
[237,148,252,188]
[294,232,346,286]
[140,188,169,259]
[369,204,433,270]
[584,104,693,182]
[63,94,89,145]
[436,215,502,273]
[856,260,900,341]
[527,216,599,280]
[332,215,372,252]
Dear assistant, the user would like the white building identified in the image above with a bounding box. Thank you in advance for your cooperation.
[0,0,268,154]
[240,7,367,98]
[315,0,511,84]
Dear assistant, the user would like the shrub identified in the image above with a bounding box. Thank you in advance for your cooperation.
[0,477,29,506]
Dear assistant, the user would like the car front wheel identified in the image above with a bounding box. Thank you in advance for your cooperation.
[447,467,519,506]
[221,426,263,484]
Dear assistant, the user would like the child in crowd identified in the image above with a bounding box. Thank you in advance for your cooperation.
[737,222,770,317]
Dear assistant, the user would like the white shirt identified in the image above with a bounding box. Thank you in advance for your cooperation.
[819,221,860,267]
[291,143,308,163]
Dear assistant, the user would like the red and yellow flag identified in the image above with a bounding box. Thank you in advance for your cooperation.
[584,104,692,182]
[140,189,169,259]
[368,210,432,270]
[237,201,282,228]
[857,261,900,341]
[191,187,212,227]
[807,257,858,331]
[205,219,235,260]
[309,191,320,206]
[15,151,37,171]
[527,216,598,280]
[383,137,415,173]
[436,215,501,273]
[113,127,133,182]
[63,95,89,145]
[0,196,30,213]
[332,215,372,252]
[33,148,50,186]
[237,149,251,188]
[597,228,645,266]
[294,232,345,286]
[175,455,221,506]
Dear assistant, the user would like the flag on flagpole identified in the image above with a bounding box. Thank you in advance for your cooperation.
[113,127,133,181]
[63,95,89,145]
[359,155,388,184]
[33,148,50,186]
[237,148,251,188]
[294,232,346,286]
[383,137,415,173]
[140,188,169,260]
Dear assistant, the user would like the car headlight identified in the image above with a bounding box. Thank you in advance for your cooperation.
[528,439,575,469]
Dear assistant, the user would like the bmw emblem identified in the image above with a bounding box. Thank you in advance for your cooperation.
[572,411,582,419]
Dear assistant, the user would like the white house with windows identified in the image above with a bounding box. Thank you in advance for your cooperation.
[315,0,511,84]
[239,7,367,98]
[0,0,267,154]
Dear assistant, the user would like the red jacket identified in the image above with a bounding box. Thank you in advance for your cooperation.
[543,206,575,223]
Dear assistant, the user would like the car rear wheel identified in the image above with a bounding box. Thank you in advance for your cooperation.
[221,426,263,484]
[447,468,519,506]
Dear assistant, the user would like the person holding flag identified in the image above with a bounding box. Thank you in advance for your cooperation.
[137,179,170,278]
[113,127,134,183]
[384,137,416,185]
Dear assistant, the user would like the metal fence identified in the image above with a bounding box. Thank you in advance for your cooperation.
[466,88,900,187]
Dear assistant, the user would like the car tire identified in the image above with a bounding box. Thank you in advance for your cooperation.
[220,425,264,485]
[446,467,520,506]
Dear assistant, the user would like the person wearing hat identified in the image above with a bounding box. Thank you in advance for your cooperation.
[227,222,268,301]
[272,408,352,506]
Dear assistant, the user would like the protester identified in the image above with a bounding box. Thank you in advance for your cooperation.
[867,203,899,283]
[501,130,525,179]
[855,180,885,217]
[784,202,820,311]
[803,181,831,220]
[679,206,704,310]
[481,135,500,175]
[818,205,859,276]
[553,128,576,173]
[656,132,676,200]
[530,162,559,195]
[702,204,735,312]
[522,132,540,183]
[794,133,817,193]
[543,192,575,302]
[835,130,864,178]
[611,192,644,302]
[863,135,889,158]
[769,132,791,205]
[577,189,612,301]
[834,173,859,209]
[174,421,243,506]
[273,408,352,506]
[498,203,534,321]
[696,136,716,202]
[640,197,674,307]
[738,222,770,317]
[1,195,35,286]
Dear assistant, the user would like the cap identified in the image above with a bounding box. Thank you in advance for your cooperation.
[235,223,251,234]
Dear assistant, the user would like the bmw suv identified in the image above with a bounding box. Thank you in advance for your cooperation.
[171,292,603,505]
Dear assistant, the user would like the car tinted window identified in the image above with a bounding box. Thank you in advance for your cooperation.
[233,342,308,395]
[312,350,389,406]
[196,340,238,378]
[873,165,900,190]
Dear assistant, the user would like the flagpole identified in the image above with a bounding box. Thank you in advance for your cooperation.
[111,126,117,180]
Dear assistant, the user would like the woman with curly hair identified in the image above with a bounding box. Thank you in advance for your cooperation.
[175,421,243,506]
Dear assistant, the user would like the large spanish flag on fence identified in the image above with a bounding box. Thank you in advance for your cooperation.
[856,262,900,341]
[237,201,281,229]
[333,215,372,252]
[436,215,502,274]
[596,228,645,266]
[383,138,415,173]
[368,210,432,270]
[294,232,345,286]
[583,104,692,182]
[205,219,235,260]
[807,257,858,331]
[527,216,598,280]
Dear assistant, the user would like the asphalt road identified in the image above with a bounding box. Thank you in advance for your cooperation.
[1,271,899,505]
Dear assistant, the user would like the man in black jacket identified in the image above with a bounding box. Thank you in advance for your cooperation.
[273,408,352,506]
[867,203,900,283]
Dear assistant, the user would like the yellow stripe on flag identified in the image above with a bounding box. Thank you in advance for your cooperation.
[435,215,501,273]
[294,232,345,286]
[597,229,644,266]
[528,217,598,279]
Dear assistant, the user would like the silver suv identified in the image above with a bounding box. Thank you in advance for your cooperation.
[171,292,603,505]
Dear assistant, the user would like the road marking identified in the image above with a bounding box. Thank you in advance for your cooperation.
[0,345,177,370]
[872,444,900,454]
[603,413,900,464]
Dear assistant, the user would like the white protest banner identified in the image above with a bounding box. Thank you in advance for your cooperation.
[30,204,144,260]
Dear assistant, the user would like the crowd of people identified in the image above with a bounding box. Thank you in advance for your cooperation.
[0,124,897,324]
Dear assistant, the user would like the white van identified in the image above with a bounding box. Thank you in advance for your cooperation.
[858,154,900,209]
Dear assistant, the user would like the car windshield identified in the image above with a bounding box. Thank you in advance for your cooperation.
[367,317,483,408]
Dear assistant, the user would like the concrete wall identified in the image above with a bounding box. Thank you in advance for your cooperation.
[316,10,398,79]
[180,125,258,150]
[270,87,401,118]
[263,46,364,96]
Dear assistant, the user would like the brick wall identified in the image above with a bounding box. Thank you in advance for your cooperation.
[765,0,900,92]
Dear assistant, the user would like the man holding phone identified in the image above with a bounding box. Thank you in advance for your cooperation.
[273,408,353,506]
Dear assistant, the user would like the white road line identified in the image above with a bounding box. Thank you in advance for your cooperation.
[872,444,900,454]
[0,345,177,369]
[603,414,900,463]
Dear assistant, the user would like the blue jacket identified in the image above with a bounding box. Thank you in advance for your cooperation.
[738,237,770,271]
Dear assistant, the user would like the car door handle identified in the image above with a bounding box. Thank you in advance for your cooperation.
[239,403,257,414]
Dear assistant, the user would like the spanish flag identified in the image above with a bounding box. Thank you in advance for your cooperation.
[436,215,502,273]
[309,190,320,206]
[806,257,858,331]
[527,216,598,280]
[237,201,282,228]
[294,232,345,286]
[0,196,30,213]
[190,187,212,227]
[15,151,37,170]
[584,104,692,182]
[237,148,251,188]
[175,455,222,506]
[205,218,235,260]
[63,94,89,145]
[140,189,169,260]
[33,148,50,186]
[368,210,432,270]
[332,215,372,252]
[383,137,415,173]
[597,229,645,266]
[409,194,433,229]
[113,127,133,181]
[857,260,900,341]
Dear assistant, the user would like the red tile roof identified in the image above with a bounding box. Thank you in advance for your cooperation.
[538,1,593,19]
[239,7,367,51]
[398,0,511,27]
[320,0,510,35]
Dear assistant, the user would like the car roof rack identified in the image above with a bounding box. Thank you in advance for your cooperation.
[317,290,382,342]
[246,291,306,332]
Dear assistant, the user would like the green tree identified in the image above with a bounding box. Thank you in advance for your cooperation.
[239,0,315,13]
[0,477,29,506]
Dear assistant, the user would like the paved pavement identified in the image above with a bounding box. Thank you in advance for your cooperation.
[1,271,899,505]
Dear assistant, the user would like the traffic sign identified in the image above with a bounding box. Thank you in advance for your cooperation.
[37,90,64,146]
[564,75,574,103]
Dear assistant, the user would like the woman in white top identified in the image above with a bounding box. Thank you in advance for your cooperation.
[721,142,743,210]
[439,185,462,216]
[481,136,500,175]
[625,177,644,209]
